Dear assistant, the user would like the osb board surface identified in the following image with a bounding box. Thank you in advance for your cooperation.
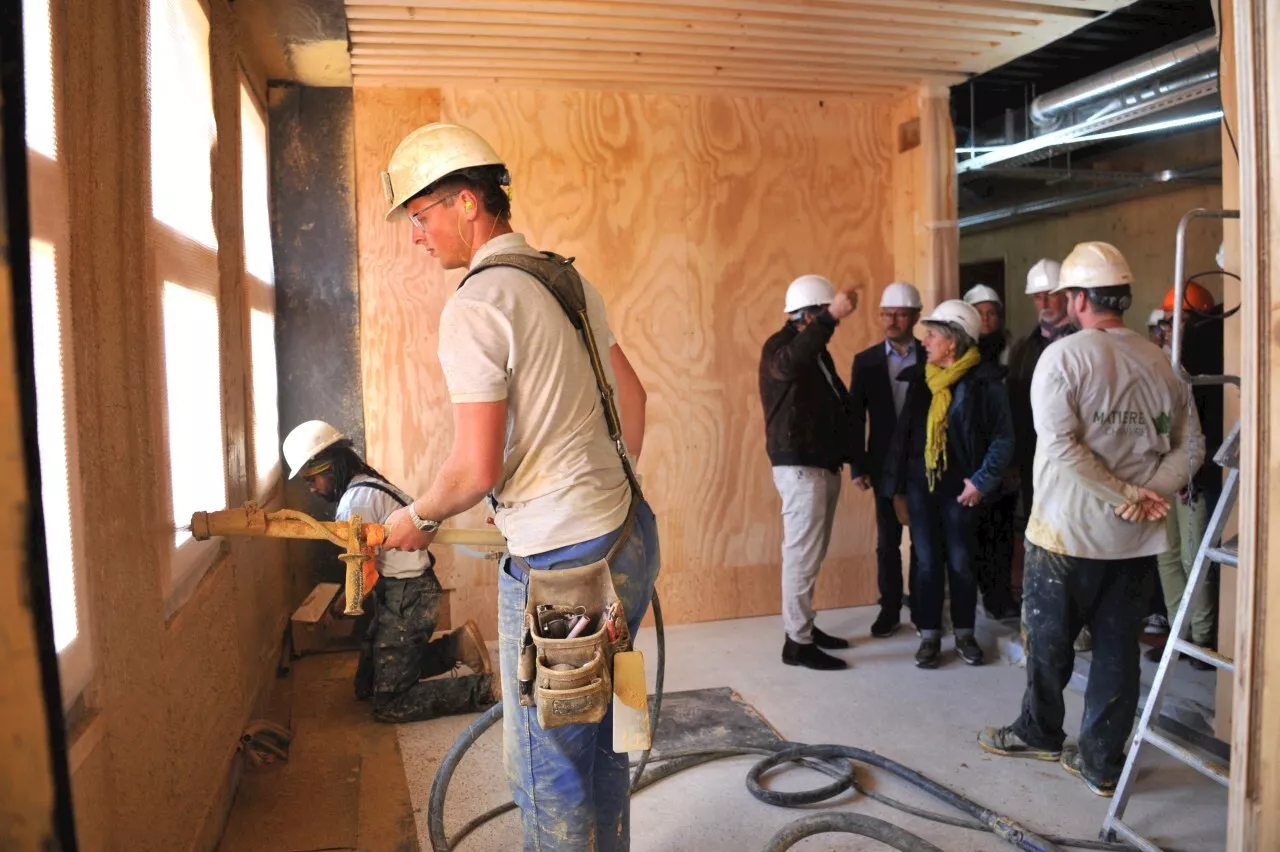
[344,0,1132,97]
[354,86,898,634]
[960,181,1225,341]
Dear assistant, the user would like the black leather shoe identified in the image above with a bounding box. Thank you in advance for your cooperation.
[956,634,985,666]
[812,627,850,649]
[782,638,848,670]
[915,638,942,669]
[871,609,901,638]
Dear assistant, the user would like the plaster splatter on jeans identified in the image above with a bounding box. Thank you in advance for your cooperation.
[1011,543,1153,784]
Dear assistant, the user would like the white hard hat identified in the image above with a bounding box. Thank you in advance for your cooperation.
[1053,241,1135,292]
[1025,258,1062,295]
[283,420,344,480]
[879,281,923,309]
[963,284,1002,306]
[382,123,504,222]
[1216,241,1226,271]
[783,274,836,314]
[922,299,981,342]
[1147,309,1168,327]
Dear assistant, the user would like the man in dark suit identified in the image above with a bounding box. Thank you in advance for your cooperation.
[849,281,925,638]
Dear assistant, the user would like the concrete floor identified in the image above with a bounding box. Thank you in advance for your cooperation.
[398,605,1228,851]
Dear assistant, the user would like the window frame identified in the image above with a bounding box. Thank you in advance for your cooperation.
[239,73,281,505]
[146,0,230,612]
[24,0,93,707]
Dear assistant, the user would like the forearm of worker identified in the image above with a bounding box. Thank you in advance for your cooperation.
[610,344,647,459]
[1033,371,1141,505]
[766,312,836,380]
[969,391,1015,496]
[1143,399,1204,498]
[410,400,507,522]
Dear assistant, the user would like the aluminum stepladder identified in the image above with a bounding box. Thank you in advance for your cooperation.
[1102,208,1240,851]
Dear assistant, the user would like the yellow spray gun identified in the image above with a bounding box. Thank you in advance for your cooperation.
[189,504,506,615]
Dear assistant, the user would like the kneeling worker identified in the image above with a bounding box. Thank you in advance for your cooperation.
[283,420,497,723]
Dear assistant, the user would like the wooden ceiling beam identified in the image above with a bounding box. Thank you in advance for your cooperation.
[347,23,985,60]
[352,72,902,101]
[344,4,1021,42]
[348,57,916,90]
[349,43,969,77]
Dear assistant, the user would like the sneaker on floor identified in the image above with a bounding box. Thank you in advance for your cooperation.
[870,610,901,638]
[977,725,1062,761]
[956,634,985,666]
[451,620,493,675]
[1144,614,1171,634]
[813,626,851,649]
[1059,743,1118,798]
[782,638,848,670]
[915,637,941,669]
[1074,625,1094,653]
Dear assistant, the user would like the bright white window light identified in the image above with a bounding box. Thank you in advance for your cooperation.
[163,282,226,545]
[240,85,274,284]
[30,240,77,650]
[22,0,55,159]
[148,0,217,248]
[250,309,279,494]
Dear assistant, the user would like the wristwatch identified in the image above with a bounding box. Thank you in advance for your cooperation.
[408,503,441,534]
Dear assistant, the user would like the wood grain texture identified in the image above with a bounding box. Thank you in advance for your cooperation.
[355,86,902,628]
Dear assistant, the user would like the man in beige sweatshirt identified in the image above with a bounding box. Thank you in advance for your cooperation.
[977,241,1203,798]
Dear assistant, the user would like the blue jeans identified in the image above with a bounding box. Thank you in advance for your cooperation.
[906,479,979,633]
[498,500,661,851]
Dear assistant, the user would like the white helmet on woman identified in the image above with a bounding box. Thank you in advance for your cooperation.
[922,299,981,341]
[283,420,344,480]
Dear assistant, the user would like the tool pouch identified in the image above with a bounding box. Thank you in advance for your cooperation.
[517,557,631,729]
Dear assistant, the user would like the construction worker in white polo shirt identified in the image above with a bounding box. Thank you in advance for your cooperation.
[377,123,660,851]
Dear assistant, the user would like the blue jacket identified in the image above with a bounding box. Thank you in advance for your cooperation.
[880,360,1014,499]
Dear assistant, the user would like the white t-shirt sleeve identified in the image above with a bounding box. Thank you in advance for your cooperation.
[438,296,513,404]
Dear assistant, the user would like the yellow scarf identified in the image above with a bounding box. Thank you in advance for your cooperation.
[924,347,982,492]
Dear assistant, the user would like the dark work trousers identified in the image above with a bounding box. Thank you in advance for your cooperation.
[1011,544,1155,784]
[874,491,918,617]
[906,476,979,633]
[974,491,1018,615]
[357,573,496,724]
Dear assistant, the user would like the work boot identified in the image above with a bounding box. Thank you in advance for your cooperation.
[1074,625,1094,653]
[955,633,985,666]
[451,620,492,675]
[914,637,941,669]
[812,627,850,650]
[870,609,901,638]
[782,638,848,670]
[1060,743,1118,798]
[977,726,1062,761]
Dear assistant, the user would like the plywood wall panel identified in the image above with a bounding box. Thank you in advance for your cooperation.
[356,86,900,627]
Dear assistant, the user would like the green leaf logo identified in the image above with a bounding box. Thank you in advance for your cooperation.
[1153,411,1172,436]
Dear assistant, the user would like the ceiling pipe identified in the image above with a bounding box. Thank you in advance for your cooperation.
[1030,30,1218,129]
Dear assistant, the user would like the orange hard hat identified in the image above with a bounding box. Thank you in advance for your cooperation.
[1162,281,1216,314]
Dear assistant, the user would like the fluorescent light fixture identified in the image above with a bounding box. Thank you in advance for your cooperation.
[957,110,1224,173]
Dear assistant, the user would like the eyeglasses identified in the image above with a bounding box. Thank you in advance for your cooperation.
[408,191,460,230]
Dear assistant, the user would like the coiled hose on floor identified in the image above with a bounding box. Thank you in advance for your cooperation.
[427,593,1171,852]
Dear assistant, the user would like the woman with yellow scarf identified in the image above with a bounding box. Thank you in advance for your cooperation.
[881,300,1014,669]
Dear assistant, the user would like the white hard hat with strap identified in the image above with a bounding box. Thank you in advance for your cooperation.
[283,420,344,480]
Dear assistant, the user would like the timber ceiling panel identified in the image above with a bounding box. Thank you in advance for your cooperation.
[344,0,1139,97]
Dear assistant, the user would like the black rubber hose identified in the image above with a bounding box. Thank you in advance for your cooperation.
[763,813,946,852]
[426,590,1157,852]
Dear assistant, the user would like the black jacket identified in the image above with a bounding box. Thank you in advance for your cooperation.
[1182,310,1226,495]
[1006,323,1075,482]
[880,361,1015,499]
[759,311,855,471]
[848,338,926,485]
